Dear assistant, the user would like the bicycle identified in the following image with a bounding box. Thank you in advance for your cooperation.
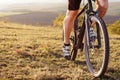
[63,0,110,77]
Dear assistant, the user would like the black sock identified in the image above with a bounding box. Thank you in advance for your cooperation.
[64,43,70,46]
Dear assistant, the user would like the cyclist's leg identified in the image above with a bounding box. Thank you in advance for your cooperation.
[63,0,81,60]
[63,10,79,44]
[96,0,108,17]
[63,0,81,44]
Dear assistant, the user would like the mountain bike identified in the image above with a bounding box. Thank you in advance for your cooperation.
[67,0,109,77]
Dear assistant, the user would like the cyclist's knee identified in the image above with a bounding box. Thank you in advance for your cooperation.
[97,0,108,10]
[96,0,108,17]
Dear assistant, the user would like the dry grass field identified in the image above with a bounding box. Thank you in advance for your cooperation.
[0,21,120,80]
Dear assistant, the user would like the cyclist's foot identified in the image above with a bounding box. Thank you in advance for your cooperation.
[90,27,97,41]
[62,44,71,60]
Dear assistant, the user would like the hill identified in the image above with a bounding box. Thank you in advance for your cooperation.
[0,2,66,26]
[103,2,120,24]
[107,2,120,16]
[104,15,120,24]
[1,11,59,26]
[0,2,120,25]
[0,21,120,80]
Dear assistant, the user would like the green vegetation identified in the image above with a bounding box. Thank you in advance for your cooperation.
[53,14,65,27]
[0,21,120,80]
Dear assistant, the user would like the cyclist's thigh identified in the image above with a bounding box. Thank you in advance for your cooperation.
[68,0,82,10]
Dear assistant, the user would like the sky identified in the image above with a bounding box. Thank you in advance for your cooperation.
[0,0,119,4]
[0,0,65,4]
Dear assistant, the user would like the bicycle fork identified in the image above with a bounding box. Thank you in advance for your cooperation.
[85,14,102,49]
[85,13,91,48]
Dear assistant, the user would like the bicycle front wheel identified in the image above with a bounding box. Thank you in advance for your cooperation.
[84,15,109,77]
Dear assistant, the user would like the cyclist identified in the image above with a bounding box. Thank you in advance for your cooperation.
[63,0,108,60]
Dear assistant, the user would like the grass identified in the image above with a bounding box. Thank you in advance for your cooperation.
[0,22,120,80]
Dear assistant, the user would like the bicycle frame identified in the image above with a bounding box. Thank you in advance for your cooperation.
[74,0,98,51]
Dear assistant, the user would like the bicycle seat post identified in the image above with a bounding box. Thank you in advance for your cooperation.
[87,0,93,12]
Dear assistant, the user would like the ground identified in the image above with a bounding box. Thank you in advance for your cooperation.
[0,22,120,80]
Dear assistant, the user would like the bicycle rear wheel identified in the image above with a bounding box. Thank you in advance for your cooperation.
[70,19,79,61]
[84,15,109,77]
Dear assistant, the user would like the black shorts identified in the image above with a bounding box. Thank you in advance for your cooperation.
[68,0,82,10]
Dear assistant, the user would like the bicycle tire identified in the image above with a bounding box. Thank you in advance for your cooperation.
[84,15,109,77]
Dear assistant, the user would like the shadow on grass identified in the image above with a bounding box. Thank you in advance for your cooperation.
[48,49,63,58]
[51,52,63,58]
[93,75,115,80]
[93,68,120,80]
[74,61,119,80]
[74,60,86,66]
